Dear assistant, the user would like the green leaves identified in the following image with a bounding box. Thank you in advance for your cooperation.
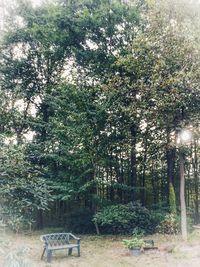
[123,237,145,249]
[0,0,200,233]
[0,144,51,231]
[93,202,163,234]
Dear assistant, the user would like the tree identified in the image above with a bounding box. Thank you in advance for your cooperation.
[0,143,50,232]
[1,0,200,233]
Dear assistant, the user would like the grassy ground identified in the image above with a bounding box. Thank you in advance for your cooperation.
[1,231,200,267]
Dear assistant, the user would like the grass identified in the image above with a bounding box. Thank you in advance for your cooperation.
[1,231,200,267]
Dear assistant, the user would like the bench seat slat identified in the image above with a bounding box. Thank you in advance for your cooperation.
[48,244,78,250]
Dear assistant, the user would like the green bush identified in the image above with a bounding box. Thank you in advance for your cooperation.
[156,213,179,235]
[93,202,165,235]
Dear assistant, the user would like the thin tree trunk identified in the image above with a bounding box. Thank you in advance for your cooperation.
[37,210,44,229]
[151,160,157,205]
[110,151,114,201]
[166,129,176,207]
[119,151,124,202]
[130,123,137,202]
[179,148,187,240]
[141,136,148,206]
[192,139,199,223]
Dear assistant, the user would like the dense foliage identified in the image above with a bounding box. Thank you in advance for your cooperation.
[93,202,164,234]
[0,144,50,232]
[0,0,200,233]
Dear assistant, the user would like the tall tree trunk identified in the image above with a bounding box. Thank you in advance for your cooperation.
[166,148,176,185]
[119,151,124,203]
[130,123,137,202]
[166,130,176,191]
[179,148,187,240]
[110,151,114,202]
[116,152,123,203]
[151,161,157,205]
[166,129,176,213]
[141,137,148,206]
[37,210,44,229]
[192,139,199,223]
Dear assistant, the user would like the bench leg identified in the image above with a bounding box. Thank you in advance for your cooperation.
[41,248,46,260]
[47,250,52,263]
[77,245,80,257]
[68,248,73,256]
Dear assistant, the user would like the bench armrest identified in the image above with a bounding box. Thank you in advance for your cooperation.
[69,233,80,241]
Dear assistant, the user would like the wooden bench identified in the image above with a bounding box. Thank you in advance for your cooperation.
[40,233,80,263]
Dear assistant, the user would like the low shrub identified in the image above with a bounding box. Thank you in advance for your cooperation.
[156,213,179,234]
[93,202,165,235]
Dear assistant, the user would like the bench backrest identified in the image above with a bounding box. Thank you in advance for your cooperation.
[41,233,71,247]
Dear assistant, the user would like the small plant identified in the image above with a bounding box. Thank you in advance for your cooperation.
[123,237,145,250]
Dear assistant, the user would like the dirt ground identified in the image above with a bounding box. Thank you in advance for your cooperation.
[1,231,200,267]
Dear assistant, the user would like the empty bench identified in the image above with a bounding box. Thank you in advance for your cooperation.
[40,233,80,263]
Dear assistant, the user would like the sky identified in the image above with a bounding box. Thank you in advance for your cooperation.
[30,0,43,7]
[0,0,43,8]
[0,0,43,30]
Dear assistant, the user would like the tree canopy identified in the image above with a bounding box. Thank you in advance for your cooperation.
[0,0,200,234]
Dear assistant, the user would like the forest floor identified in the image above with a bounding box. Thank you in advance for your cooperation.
[1,231,200,267]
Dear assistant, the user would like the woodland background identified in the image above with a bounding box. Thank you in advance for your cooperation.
[0,0,200,235]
